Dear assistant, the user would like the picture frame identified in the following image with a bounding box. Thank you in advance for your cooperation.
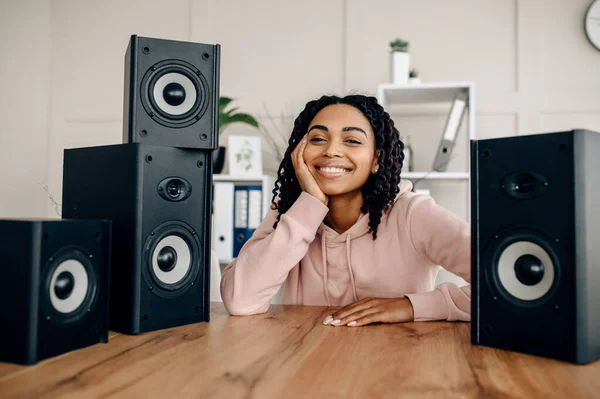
[227,135,263,176]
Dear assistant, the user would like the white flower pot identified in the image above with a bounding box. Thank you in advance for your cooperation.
[391,51,409,85]
[409,77,421,84]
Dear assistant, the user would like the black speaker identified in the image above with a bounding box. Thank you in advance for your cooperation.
[123,34,220,150]
[471,129,600,364]
[0,219,111,365]
[62,143,212,335]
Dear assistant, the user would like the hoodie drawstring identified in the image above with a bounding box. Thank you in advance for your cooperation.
[321,233,331,306]
[346,235,359,302]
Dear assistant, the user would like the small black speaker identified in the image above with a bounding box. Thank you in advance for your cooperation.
[123,34,220,149]
[62,143,211,334]
[0,219,111,365]
[471,129,600,364]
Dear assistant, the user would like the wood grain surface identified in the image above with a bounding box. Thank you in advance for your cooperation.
[0,302,598,398]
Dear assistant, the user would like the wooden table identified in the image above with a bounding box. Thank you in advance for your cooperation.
[1,302,599,398]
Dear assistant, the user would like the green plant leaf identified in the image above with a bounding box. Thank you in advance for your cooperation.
[219,97,234,114]
[219,113,259,132]
[218,97,259,134]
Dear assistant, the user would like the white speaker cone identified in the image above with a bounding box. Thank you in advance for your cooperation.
[497,240,555,301]
[153,72,197,116]
[152,235,191,285]
[49,259,89,314]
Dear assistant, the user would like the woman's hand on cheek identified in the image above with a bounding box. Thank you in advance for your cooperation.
[322,297,414,327]
[291,136,328,206]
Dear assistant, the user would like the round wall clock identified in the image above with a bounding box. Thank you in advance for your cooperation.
[585,0,600,51]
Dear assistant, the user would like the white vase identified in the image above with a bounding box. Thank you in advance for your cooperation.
[391,51,409,85]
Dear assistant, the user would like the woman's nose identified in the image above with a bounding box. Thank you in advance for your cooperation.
[323,141,343,157]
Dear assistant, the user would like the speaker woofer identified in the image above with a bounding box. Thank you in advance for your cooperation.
[143,221,201,298]
[485,229,560,307]
[141,60,209,128]
[43,247,98,324]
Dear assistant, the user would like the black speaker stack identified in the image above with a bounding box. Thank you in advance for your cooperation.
[471,129,600,364]
[1,35,220,365]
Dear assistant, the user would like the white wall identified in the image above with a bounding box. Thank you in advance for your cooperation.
[1,0,599,220]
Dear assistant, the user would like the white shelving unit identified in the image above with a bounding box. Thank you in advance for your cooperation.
[377,81,476,165]
[377,81,475,219]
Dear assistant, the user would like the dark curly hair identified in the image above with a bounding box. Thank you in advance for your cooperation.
[270,94,404,239]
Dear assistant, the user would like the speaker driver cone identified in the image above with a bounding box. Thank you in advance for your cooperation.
[43,247,98,323]
[143,221,202,298]
[152,72,197,116]
[141,60,209,128]
[486,229,560,307]
[151,235,191,285]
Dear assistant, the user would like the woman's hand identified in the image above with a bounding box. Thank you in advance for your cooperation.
[322,297,414,327]
[291,135,328,205]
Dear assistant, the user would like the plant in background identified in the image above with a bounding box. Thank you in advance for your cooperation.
[212,97,259,174]
[219,97,259,134]
[409,68,419,78]
[389,38,409,53]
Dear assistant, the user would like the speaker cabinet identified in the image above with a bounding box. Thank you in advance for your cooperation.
[123,34,220,150]
[471,129,600,364]
[0,219,111,365]
[62,143,212,334]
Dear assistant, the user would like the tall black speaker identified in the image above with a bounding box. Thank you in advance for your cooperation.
[62,143,212,334]
[471,129,600,364]
[123,34,220,150]
[0,219,111,365]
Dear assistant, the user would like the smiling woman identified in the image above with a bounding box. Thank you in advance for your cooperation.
[220,94,471,329]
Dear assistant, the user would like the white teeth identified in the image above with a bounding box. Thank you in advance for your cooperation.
[321,167,347,173]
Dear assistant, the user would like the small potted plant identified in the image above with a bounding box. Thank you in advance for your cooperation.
[390,38,410,85]
[409,68,421,84]
[213,97,259,174]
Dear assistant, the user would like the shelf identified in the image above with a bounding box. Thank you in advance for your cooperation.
[402,172,470,180]
[213,174,265,182]
[377,81,473,105]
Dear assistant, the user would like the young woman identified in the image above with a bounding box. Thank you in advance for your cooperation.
[220,94,470,327]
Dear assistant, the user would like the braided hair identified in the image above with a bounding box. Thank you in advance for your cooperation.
[270,94,404,239]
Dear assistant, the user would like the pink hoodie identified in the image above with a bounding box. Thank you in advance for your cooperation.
[220,180,471,322]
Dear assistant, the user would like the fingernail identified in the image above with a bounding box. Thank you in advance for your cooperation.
[347,321,357,327]
[331,319,341,325]
[323,316,333,325]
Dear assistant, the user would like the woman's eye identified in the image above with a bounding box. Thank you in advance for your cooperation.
[347,139,362,145]
[309,137,325,143]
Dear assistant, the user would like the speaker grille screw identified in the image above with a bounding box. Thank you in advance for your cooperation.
[555,238,560,243]
[202,53,209,60]
[200,133,208,140]
[140,130,147,137]
[143,47,150,54]
[197,160,203,168]
[149,286,153,290]
[89,254,93,259]
[146,155,153,163]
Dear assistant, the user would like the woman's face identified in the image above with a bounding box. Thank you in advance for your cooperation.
[302,104,379,198]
